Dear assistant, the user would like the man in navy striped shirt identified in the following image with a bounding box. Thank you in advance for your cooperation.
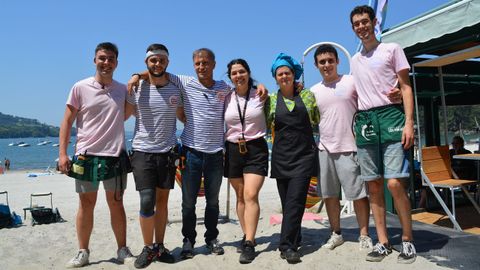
[174,49,230,258]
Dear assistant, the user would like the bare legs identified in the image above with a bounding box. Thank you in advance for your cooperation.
[230,173,265,242]
[139,188,170,246]
[367,178,413,244]
[324,197,370,236]
[77,190,127,250]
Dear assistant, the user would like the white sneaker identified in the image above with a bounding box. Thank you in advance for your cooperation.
[66,249,89,268]
[322,232,344,250]
[358,235,373,250]
[117,246,134,263]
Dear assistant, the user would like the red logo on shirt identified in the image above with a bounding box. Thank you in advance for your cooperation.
[169,95,179,107]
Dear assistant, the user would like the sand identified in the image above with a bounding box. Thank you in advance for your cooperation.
[0,171,450,270]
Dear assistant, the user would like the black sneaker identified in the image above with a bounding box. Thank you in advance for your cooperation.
[280,249,301,264]
[239,241,256,264]
[398,241,416,264]
[237,235,246,253]
[206,239,225,255]
[180,239,194,260]
[366,242,393,262]
[134,246,157,269]
[155,243,175,264]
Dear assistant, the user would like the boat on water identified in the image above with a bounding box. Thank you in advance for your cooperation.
[8,142,23,146]
[18,143,30,147]
[37,140,52,146]
[52,143,59,147]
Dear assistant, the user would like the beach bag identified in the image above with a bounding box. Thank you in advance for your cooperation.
[0,191,22,229]
[0,204,13,228]
[0,205,21,229]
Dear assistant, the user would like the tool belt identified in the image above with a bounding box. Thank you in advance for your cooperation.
[354,104,405,146]
[67,151,132,186]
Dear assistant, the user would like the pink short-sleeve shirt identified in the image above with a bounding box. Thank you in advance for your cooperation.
[224,88,266,143]
[351,42,410,110]
[311,75,357,153]
[67,77,126,157]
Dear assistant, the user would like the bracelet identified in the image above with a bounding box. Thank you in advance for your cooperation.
[132,73,141,78]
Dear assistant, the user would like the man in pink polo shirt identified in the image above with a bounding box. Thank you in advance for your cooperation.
[350,5,416,264]
[59,42,133,268]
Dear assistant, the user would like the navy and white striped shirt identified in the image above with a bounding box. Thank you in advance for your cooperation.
[127,80,182,153]
[170,74,232,153]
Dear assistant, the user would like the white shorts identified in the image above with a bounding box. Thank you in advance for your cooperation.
[318,151,367,201]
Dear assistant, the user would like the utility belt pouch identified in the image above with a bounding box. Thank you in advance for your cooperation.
[119,151,133,174]
[354,105,404,146]
[166,145,180,181]
[67,151,131,185]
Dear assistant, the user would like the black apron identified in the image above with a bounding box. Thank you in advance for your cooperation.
[271,91,316,179]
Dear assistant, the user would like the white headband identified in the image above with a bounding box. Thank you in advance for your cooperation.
[145,49,169,60]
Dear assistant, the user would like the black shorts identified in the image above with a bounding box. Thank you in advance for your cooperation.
[131,151,175,190]
[224,137,269,178]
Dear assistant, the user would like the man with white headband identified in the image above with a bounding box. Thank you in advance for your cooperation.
[125,43,181,268]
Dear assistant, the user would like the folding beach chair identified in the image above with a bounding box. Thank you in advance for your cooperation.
[23,192,65,226]
[0,191,22,229]
[421,145,480,230]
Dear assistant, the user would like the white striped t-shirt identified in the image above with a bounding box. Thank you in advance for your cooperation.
[127,80,182,153]
[170,74,232,153]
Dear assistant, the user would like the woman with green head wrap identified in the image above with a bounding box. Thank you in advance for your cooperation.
[266,53,319,264]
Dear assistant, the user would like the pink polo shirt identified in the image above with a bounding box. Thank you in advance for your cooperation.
[351,42,410,110]
[311,75,357,153]
[67,77,127,157]
[224,88,266,143]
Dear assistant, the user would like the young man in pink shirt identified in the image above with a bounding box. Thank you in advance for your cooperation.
[59,42,133,268]
[310,44,372,252]
[350,5,416,264]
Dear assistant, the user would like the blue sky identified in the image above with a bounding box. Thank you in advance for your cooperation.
[1,0,448,131]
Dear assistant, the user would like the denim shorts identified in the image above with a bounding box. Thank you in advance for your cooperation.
[357,141,409,181]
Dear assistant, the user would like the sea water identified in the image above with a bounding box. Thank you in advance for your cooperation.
[0,130,478,171]
[0,131,133,171]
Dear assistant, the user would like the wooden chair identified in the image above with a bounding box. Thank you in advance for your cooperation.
[421,145,480,230]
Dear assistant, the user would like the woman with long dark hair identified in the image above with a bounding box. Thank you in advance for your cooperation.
[224,59,269,264]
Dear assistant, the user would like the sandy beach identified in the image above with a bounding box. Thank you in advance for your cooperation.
[0,171,451,270]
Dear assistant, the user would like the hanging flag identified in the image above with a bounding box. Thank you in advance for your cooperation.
[373,0,389,41]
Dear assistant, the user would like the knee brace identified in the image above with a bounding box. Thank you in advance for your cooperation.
[139,188,156,217]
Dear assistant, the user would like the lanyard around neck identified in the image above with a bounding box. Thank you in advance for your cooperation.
[235,88,251,139]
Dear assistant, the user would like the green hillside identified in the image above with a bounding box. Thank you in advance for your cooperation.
[0,112,66,138]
